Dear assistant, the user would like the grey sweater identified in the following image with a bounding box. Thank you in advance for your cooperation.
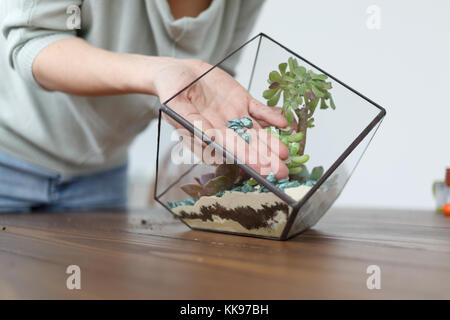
[0,0,263,175]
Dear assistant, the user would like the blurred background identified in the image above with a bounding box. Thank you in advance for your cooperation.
[128,0,450,210]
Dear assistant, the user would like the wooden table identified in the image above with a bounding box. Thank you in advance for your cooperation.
[0,207,449,299]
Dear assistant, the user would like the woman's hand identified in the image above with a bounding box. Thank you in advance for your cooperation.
[153,59,290,179]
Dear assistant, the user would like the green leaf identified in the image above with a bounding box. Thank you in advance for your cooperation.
[267,89,281,106]
[330,96,336,110]
[310,166,324,181]
[323,82,332,90]
[311,85,324,98]
[285,108,294,124]
[279,128,293,136]
[294,66,306,77]
[297,165,310,180]
[215,164,240,182]
[278,63,287,75]
[320,98,328,109]
[284,75,296,82]
[289,166,303,175]
[181,184,204,198]
[247,178,259,186]
[311,73,328,81]
[297,85,305,95]
[288,57,296,73]
[286,162,296,169]
[289,142,300,155]
[204,176,233,196]
[313,80,324,89]
[282,90,289,106]
[263,89,276,99]
[269,71,282,83]
[287,132,304,143]
[290,154,310,165]
[309,97,319,112]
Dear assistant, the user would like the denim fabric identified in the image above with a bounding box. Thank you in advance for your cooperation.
[0,150,127,212]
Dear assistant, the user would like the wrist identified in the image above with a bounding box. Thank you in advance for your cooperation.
[123,54,178,96]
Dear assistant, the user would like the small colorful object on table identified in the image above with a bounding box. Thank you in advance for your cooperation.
[432,168,450,215]
[443,203,450,216]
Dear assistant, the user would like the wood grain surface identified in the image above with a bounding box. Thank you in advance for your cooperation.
[0,207,449,299]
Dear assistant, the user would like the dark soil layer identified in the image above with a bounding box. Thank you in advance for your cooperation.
[177,202,290,230]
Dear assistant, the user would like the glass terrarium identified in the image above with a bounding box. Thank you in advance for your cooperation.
[154,33,386,241]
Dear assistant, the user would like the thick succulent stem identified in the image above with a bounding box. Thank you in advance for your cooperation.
[296,107,308,156]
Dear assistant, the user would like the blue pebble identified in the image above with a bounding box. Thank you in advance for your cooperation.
[266,173,277,184]
[185,197,198,205]
[241,133,250,144]
[216,190,226,197]
[240,117,253,129]
[276,183,289,190]
[287,181,301,188]
[241,184,254,193]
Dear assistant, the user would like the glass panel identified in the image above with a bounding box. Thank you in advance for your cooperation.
[286,122,382,238]
[155,34,385,240]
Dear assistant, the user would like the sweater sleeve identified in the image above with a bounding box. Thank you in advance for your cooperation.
[1,0,82,89]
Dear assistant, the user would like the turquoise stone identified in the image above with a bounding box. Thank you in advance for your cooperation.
[240,117,253,129]
[227,117,254,144]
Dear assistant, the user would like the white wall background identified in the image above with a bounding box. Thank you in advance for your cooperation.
[129,0,450,210]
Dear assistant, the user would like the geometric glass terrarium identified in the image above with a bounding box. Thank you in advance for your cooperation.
[154,33,386,241]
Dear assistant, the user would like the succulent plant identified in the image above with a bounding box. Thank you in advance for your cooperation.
[265,126,309,175]
[181,164,242,198]
[290,165,324,185]
[263,57,336,175]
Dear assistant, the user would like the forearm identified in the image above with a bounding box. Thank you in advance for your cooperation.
[32,37,173,96]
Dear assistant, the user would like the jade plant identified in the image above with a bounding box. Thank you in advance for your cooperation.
[263,57,336,176]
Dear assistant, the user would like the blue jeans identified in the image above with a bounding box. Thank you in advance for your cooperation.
[0,150,128,212]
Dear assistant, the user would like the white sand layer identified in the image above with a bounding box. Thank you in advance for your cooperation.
[172,185,312,237]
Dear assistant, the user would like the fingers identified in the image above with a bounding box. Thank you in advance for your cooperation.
[256,128,290,161]
[244,129,289,179]
[167,98,289,180]
[212,127,289,180]
[249,98,288,129]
